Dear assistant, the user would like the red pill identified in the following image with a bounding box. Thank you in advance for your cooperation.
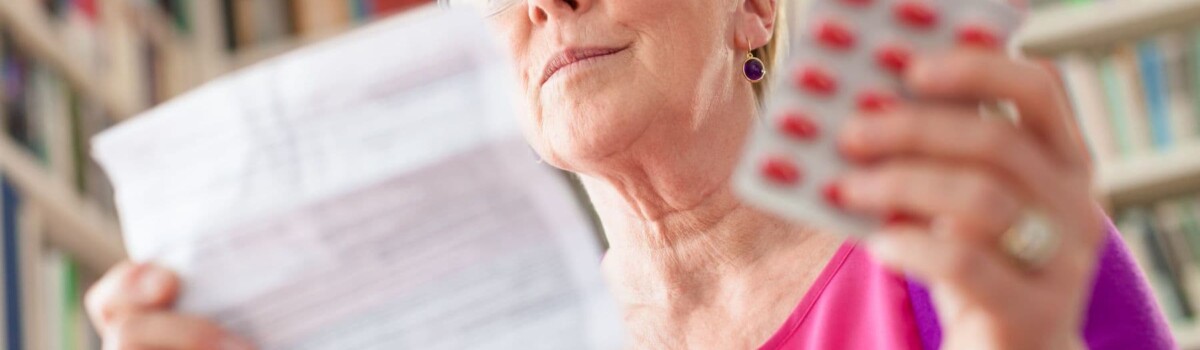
[794,66,839,96]
[760,157,803,186]
[822,182,844,209]
[894,1,939,29]
[958,24,1001,48]
[856,90,899,113]
[875,45,912,75]
[815,20,857,51]
[777,112,821,141]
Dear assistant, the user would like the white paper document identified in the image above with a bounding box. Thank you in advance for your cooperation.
[92,7,623,349]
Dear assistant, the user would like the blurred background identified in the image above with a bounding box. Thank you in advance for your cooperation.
[1,0,1200,349]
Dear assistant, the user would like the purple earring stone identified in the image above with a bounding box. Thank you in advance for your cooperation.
[744,55,765,82]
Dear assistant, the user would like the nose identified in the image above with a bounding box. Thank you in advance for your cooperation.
[527,0,585,25]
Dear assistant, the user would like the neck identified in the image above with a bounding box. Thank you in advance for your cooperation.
[572,85,821,305]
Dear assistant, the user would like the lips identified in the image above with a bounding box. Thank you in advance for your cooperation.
[540,46,629,85]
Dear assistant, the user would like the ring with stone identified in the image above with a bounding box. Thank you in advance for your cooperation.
[1000,212,1059,270]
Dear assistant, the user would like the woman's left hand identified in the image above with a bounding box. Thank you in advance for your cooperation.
[838,48,1103,350]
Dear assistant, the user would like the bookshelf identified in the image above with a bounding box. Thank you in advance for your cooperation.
[0,133,123,272]
[1019,2,1200,349]
[0,0,137,119]
[0,0,1197,349]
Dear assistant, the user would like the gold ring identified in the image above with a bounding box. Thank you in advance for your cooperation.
[1001,212,1059,270]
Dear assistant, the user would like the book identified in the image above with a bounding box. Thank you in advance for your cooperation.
[291,0,352,37]
[1129,207,1195,322]
[1190,27,1200,139]
[1119,209,1187,323]
[1158,32,1198,145]
[1112,44,1155,155]
[1059,51,1117,162]
[1,180,21,350]
[1098,52,1137,156]
[1154,201,1200,318]
[1136,38,1175,150]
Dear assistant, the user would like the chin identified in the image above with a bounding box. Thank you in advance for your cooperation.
[523,97,657,173]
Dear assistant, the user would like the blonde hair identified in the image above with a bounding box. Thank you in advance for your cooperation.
[751,0,788,104]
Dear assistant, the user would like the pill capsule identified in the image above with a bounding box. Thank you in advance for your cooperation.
[760,157,802,186]
[958,24,1000,48]
[815,19,857,51]
[822,182,844,209]
[875,45,912,75]
[894,1,939,29]
[856,90,898,113]
[794,66,838,96]
[777,111,821,141]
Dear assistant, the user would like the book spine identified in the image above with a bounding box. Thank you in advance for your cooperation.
[1059,52,1117,162]
[1099,54,1136,156]
[1158,32,1197,145]
[1113,44,1154,155]
[1,180,21,350]
[1190,27,1200,139]
[1120,209,1188,323]
[1137,207,1196,321]
[1136,39,1174,150]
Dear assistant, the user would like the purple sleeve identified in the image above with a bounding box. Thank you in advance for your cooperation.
[907,217,1175,349]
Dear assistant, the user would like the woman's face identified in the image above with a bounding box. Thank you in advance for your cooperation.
[490,0,767,173]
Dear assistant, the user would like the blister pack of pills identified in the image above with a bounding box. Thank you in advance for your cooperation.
[733,0,1024,236]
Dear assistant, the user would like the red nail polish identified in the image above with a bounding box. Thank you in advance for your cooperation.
[884,211,915,225]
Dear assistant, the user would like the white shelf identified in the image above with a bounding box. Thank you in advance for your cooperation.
[0,134,126,272]
[1018,0,1200,56]
[1096,142,1200,205]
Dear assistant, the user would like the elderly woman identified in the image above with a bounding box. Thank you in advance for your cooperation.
[86,0,1172,348]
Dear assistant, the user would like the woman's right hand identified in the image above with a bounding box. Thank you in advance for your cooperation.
[85,262,255,350]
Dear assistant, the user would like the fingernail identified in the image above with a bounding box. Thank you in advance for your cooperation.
[885,211,916,226]
[841,118,872,149]
[840,171,879,204]
[136,264,170,302]
[222,336,256,350]
[906,56,942,90]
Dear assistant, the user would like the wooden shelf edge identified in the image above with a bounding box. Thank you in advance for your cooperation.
[1018,0,1200,56]
[0,0,139,119]
[1097,142,1200,206]
[0,135,126,273]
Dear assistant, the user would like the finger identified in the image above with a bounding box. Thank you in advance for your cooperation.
[86,262,180,332]
[840,160,1023,238]
[866,226,1025,309]
[105,311,255,350]
[905,49,1083,162]
[840,104,1067,209]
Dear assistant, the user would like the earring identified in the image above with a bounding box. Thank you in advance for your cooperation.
[744,51,765,83]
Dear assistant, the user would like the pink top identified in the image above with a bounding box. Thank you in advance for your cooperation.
[760,242,923,350]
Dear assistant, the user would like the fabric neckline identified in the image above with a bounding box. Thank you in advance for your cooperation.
[758,242,857,349]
